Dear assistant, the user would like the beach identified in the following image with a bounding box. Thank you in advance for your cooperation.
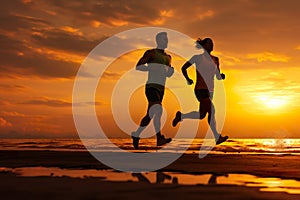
[1,150,300,200]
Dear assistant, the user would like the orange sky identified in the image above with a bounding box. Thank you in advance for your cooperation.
[0,0,300,138]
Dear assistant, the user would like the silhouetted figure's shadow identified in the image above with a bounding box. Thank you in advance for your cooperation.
[132,173,151,183]
[156,172,172,184]
[132,172,176,184]
[208,173,229,185]
[132,172,228,185]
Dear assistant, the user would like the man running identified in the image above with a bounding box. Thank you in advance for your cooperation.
[131,32,174,149]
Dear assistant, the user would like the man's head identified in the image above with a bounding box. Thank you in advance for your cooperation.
[156,32,168,50]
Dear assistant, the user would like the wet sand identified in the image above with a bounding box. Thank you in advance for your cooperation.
[0,150,300,199]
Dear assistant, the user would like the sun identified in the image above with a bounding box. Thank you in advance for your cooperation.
[256,95,289,109]
[267,99,287,108]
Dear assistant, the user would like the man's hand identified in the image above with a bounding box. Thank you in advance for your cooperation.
[166,66,174,77]
[187,78,194,85]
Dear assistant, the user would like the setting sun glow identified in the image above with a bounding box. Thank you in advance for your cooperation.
[256,95,289,109]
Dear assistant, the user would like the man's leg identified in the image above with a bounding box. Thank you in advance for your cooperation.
[149,102,172,146]
[149,103,163,137]
[148,87,172,146]
[132,110,151,138]
[131,104,152,149]
[132,86,155,137]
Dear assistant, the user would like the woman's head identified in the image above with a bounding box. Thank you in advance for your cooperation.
[196,38,214,52]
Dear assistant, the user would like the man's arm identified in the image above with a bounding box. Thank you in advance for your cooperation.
[166,55,174,77]
[136,50,151,71]
[181,61,193,85]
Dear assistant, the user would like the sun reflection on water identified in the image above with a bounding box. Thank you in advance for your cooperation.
[1,167,300,194]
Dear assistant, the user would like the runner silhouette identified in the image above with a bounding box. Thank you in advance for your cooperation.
[131,32,174,149]
[172,38,228,145]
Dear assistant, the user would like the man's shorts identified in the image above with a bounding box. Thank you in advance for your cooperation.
[145,84,165,103]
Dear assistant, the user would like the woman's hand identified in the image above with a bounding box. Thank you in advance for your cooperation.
[221,73,225,80]
[186,78,194,85]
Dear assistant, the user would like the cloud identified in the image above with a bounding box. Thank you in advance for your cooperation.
[174,0,300,56]
[160,10,174,18]
[0,84,28,91]
[60,26,83,36]
[10,12,51,27]
[21,0,32,4]
[0,32,81,78]
[109,19,129,26]
[72,101,104,107]
[197,10,214,20]
[150,9,175,25]
[0,2,49,31]
[214,51,241,66]
[91,20,101,28]
[35,0,168,27]
[0,100,12,106]
[1,111,26,117]
[247,52,290,63]
[0,1,104,78]
[21,97,103,107]
[101,71,123,79]
[258,73,300,91]
[1,0,298,79]
[237,72,300,103]
[21,97,72,107]
[31,27,103,55]
[0,117,12,127]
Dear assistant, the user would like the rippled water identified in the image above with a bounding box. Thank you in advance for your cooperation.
[0,138,300,154]
[1,167,300,194]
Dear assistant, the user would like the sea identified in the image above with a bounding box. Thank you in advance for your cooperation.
[0,138,300,155]
[1,138,300,194]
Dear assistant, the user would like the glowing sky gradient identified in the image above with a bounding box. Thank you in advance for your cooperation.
[1,0,300,138]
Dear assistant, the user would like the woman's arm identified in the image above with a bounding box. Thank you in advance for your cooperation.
[181,61,193,85]
[214,56,225,80]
